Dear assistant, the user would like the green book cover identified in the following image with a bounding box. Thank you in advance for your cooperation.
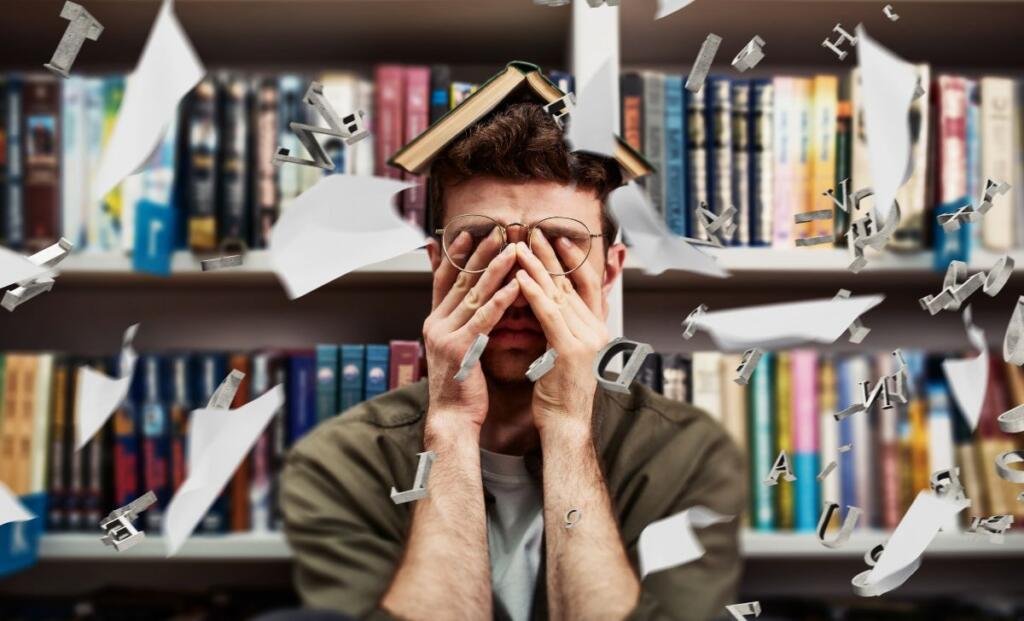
[749,351,776,531]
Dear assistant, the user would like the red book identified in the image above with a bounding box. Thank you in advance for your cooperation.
[402,67,431,228]
[389,340,422,390]
[374,65,405,180]
[227,354,252,532]
[934,75,968,205]
[22,76,61,250]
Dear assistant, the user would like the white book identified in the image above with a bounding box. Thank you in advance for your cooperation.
[980,77,1017,250]
[320,73,358,176]
[819,357,841,506]
[718,354,746,452]
[83,78,106,251]
[61,77,87,249]
[353,79,376,177]
[691,352,723,421]
[29,354,54,494]
[927,385,958,531]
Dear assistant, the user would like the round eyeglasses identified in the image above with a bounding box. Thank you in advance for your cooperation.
[435,214,602,276]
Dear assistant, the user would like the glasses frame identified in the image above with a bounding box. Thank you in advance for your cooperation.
[435,214,603,276]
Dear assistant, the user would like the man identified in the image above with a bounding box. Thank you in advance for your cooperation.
[282,92,745,620]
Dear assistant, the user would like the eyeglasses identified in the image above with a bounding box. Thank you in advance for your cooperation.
[435,214,603,276]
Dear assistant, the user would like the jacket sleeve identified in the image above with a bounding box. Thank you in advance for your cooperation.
[621,423,747,621]
[280,426,408,621]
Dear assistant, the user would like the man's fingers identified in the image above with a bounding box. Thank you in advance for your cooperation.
[463,226,504,273]
[515,242,559,297]
[431,232,470,310]
[435,235,507,318]
[529,231,566,280]
[446,244,518,330]
[514,269,576,350]
[462,278,521,336]
[554,235,603,314]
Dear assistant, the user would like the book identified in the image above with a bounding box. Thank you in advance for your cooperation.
[315,344,339,422]
[287,352,317,444]
[5,78,23,248]
[168,354,191,494]
[112,355,141,510]
[661,354,690,403]
[276,75,305,213]
[976,358,1016,518]
[82,78,104,250]
[47,358,70,531]
[22,75,61,251]
[731,81,751,245]
[663,75,687,236]
[429,65,452,124]
[140,355,170,532]
[833,82,852,245]
[808,75,837,242]
[401,67,430,228]
[186,77,220,251]
[705,77,734,244]
[364,344,390,400]
[339,344,366,413]
[60,77,86,247]
[718,354,747,459]
[876,352,903,530]
[749,80,773,246]
[218,76,250,253]
[29,355,54,498]
[251,77,279,249]
[268,354,288,531]
[925,361,958,531]
[97,77,125,250]
[228,353,251,533]
[893,64,931,251]
[979,77,1017,250]
[818,356,840,506]
[620,73,644,154]
[965,79,981,256]
[691,352,722,421]
[791,350,819,532]
[249,352,278,533]
[935,75,969,210]
[836,356,858,512]
[547,70,574,97]
[389,340,421,390]
[374,65,405,181]
[449,81,478,109]
[195,353,228,533]
[774,352,794,530]
[0,77,7,244]
[642,72,666,216]
[906,352,930,504]
[390,62,650,181]
[749,351,775,530]
[771,77,796,248]
[687,83,709,239]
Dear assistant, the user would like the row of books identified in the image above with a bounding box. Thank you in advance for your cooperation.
[636,350,1023,532]
[621,69,1023,258]
[0,340,421,544]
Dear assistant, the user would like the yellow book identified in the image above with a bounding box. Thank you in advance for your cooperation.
[774,352,793,530]
[808,75,838,240]
[0,355,22,490]
[908,399,930,496]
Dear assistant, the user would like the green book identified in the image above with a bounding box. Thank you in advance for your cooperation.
[749,351,776,531]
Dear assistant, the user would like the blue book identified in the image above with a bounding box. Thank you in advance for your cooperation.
[663,75,687,235]
[836,357,857,511]
[364,344,390,401]
[548,70,574,97]
[933,199,971,270]
[288,352,317,443]
[5,77,23,248]
[749,79,773,246]
[315,345,339,422]
[195,353,228,533]
[0,492,45,578]
[704,77,734,243]
[748,351,775,531]
[339,344,366,412]
[965,79,981,257]
[140,355,170,531]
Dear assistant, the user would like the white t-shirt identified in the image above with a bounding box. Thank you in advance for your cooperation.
[481,448,545,621]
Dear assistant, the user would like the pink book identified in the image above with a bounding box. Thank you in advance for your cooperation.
[772,77,795,248]
[374,65,405,180]
[401,67,431,228]
[791,349,820,531]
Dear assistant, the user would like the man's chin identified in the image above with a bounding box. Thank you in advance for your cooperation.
[481,346,546,384]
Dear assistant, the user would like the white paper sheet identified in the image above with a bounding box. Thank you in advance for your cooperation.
[655,0,698,19]
[91,0,204,202]
[637,505,733,578]
[942,306,988,432]
[856,26,917,223]
[863,491,969,593]
[693,294,884,351]
[567,57,617,158]
[269,174,421,299]
[609,182,728,278]
[0,245,50,290]
[0,481,36,527]
[163,385,284,556]
[74,324,139,451]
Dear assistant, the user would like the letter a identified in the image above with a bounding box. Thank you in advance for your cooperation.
[762,450,796,486]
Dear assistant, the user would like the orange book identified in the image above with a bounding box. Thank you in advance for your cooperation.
[0,355,24,491]
[808,75,838,240]
[228,354,252,532]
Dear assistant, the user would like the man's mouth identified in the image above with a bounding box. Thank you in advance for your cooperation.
[490,318,544,347]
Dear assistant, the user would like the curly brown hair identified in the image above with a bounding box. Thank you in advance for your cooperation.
[428,102,622,249]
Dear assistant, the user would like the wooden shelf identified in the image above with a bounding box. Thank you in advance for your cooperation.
[620,0,1024,70]
[0,0,571,71]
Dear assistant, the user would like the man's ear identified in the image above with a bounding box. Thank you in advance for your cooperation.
[601,242,627,296]
[426,238,443,272]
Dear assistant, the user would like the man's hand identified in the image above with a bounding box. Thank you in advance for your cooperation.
[423,231,520,433]
[513,237,608,435]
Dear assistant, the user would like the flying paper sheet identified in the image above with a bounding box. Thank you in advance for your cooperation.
[637,505,733,578]
[856,26,917,223]
[269,174,421,299]
[0,482,36,527]
[655,0,698,19]
[566,57,616,158]
[609,182,728,278]
[91,0,204,202]
[692,294,884,351]
[942,306,988,432]
[0,245,50,290]
[861,491,969,595]
[75,324,140,451]
[163,385,284,556]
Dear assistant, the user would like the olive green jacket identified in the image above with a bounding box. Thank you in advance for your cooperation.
[281,380,746,621]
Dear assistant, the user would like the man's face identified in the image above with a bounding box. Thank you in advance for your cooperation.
[426,176,627,384]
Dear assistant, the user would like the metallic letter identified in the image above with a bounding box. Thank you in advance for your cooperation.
[390,451,437,504]
[593,337,654,394]
[763,450,796,486]
[44,1,103,79]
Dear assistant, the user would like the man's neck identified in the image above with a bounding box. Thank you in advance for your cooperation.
[479,378,538,456]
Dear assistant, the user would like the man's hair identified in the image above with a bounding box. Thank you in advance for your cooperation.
[428,102,622,249]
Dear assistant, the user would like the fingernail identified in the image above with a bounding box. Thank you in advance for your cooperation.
[503,244,514,255]
[516,269,527,280]
[505,279,519,289]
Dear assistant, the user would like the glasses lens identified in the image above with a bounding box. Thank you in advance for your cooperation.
[531,217,593,275]
[443,215,505,273]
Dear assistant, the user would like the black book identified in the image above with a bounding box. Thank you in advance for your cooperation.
[217,75,251,253]
[637,353,663,394]
[429,65,451,124]
[186,77,220,252]
[250,77,279,249]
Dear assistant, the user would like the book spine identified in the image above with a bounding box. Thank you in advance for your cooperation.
[877,352,902,530]
[429,65,452,124]
[140,356,169,531]
[771,77,794,248]
[269,357,288,530]
[249,353,274,532]
[30,355,53,496]
[833,96,852,246]
[0,78,7,244]
[750,80,773,246]
[218,77,251,252]
[402,67,430,229]
[980,77,1016,250]
[61,77,86,248]
[288,353,317,444]
[276,75,304,212]
[340,344,366,412]
[364,344,390,400]
[965,79,981,256]
[642,73,666,216]
[836,358,858,511]
[774,352,794,530]
[5,79,23,248]
[706,78,734,244]
[620,73,644,154]
[21,76,61,251]
[687,84,709,239]
[808,75,837,241]
[226,353,251,533]
[637,353,663,393]
[978,357,1014,516]
[197,354,227,533]
[112,395,140,510]
[374,65,405,180]
[718,354,747,470]
[315,344,339,422]
[548,71,574,96]
[749,351,775,531]
[893,65,931,251]
[731,81,751,245]
[818,357,841,506]
[169,355,190,494]
[83,78,104,250]
[97,77,124,251]
[791,78,812,248]
[389,341,421,390]
[691,352,722,421]
[251,79,279,249]
[926,377,958,530]
[936,75,968,207]
[187,78,220,251]
[791,350,819,532]
[47,360,69,531]
[663,75,687,236]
